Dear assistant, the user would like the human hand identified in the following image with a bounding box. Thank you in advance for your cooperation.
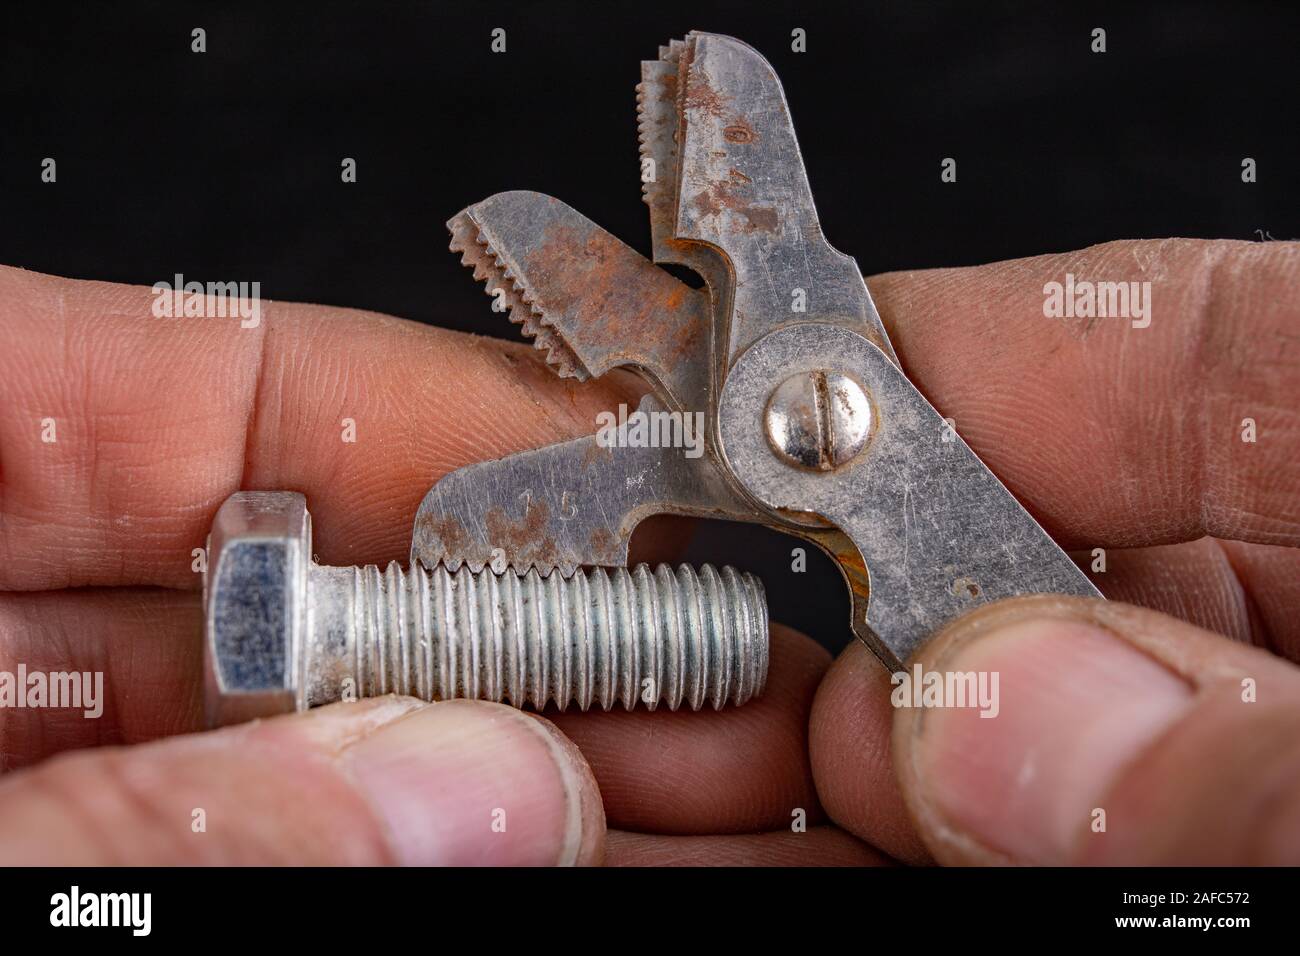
[0,236,1294,865]
[0,261,847,865]
[809,237,1300,865]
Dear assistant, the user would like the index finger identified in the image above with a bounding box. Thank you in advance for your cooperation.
[869,237,1300,550]
[0,265,637,591]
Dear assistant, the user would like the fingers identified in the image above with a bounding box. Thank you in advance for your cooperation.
[868,238,1300,550]
[1218,539,1300,659]
[604,826,890,866]
[892,596,1300,865]
[2,592,828,841]
[0,588,203,770]
[1084,538,1251,642]
[546,625,830,834]
[809,640,931,864]
[0,266,637,591]
[1084,537,1300,661]
[0,697,605,865]
[14,238,1296,592]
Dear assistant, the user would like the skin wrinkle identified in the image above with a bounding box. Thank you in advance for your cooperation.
[1060,683,1199,864]
[1202,537,1255,644]
[1197,243,1230,541]
[221,703,413,864]
[891,594,1300,865]
[519,711,604,866]
[873,238,1300,550]
[0,587,212,766]
[1091,538,1255,645]
[307,717,418,867]
[225,721,398,865]
[17,764,119,861]
[1215,538,1275,654]
[1078,684,1300,865]
[93,744,194,863]
[113,597,140,743]
[1209,244,1300,543]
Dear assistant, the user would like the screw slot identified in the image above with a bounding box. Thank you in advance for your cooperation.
[763,370,873,471]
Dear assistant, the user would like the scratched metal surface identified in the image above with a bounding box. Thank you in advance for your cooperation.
[410,395,755,575]
[416,33,1099,670]
[448,191,712,412]
[718,324,1099,668]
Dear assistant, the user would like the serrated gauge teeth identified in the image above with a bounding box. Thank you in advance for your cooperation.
[446,211,586,380]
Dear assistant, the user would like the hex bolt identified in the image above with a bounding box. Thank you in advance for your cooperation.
[204,492,769,727]
[764,370,873,471]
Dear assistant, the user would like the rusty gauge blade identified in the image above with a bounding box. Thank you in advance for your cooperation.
[423,33,1099,672]
[671,32,898,373]
[410,395,755,575]
[447,191,710,414]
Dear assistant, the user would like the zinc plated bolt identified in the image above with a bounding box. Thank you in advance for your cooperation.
[203,491,770,727]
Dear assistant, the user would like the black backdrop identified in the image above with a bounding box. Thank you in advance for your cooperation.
[3,1,1295,650]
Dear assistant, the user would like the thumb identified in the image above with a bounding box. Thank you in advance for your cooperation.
[892,595,1300,865]
[0,697,605,865]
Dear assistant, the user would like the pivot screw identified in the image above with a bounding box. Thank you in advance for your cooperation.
[764,370,872,470]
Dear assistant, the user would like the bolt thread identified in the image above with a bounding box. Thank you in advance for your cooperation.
[345,562,768,711]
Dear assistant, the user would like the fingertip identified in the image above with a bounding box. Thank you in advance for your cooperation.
[0,696,605,866]
[341,699,605,866]
[809,640,932,864]
[892,596,1300,865]
[519,712,607,866]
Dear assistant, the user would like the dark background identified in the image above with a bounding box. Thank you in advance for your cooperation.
[2,1,1295,650]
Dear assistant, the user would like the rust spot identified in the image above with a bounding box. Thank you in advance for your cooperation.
[655,71,677,103]
[521,218,708,376]
[729,168,752,184]
[414,512,471,561]
[691,187,723,220]
[683,68,729,118]
[587,526,620,563]
[799,526,871,610]
[741,206,778,233]
[484,500,558,568]
[690,181,779,235]
[581,439,614,469]
[723,120,756,144]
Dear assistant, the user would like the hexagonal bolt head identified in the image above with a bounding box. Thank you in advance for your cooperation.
[204,491,309,727]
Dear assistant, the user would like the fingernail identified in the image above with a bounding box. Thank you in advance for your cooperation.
[909,616,1193,864]
[344,700,603,865]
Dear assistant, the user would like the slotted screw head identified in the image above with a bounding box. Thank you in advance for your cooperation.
[764,370,873,471]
